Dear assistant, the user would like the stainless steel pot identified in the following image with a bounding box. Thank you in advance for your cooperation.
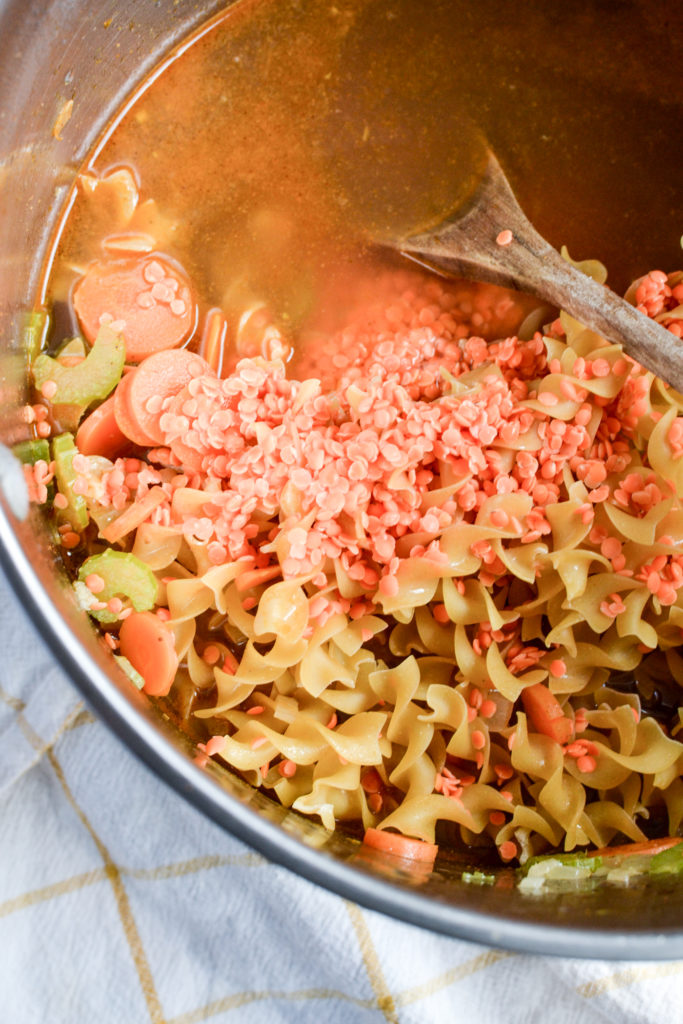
[1,0,682,958]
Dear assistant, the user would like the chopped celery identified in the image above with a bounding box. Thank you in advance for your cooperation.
[52,433,88,531]
[518,853,602,893]
[649,844,683,877]
[23,310,50,364]
[32,323,125,417]
[519,842,683,891]
[12,438,54,501]
[114,654,145,690]
[12,438,50,466]
[461,870,495,885]
[519,850,602,878]
[77,549,158,623]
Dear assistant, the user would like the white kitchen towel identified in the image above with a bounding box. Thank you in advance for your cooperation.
[1,566,681,1024]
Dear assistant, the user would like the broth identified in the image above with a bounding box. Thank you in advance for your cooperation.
[48,0,683,327]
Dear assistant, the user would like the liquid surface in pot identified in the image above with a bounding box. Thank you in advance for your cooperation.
[49,0,683,320]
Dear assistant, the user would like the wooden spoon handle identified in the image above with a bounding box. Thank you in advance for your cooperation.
[400,155,683,392]
[510,236,682,391]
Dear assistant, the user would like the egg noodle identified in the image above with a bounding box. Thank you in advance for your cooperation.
[26,240,683,865]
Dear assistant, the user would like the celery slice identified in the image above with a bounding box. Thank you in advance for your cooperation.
[461,870,495,885]
[32,323,125,413]
[24,310,50,364]
[114,654,145,690]
[12,438,54,501]
[12,438,51,466]
[77,549,158,623]
[518,850,602,878]
[52,433,88,531]
[649,844,683,877]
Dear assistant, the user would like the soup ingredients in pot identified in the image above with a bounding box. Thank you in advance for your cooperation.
[21,0,683,868]
[22,210,683,865]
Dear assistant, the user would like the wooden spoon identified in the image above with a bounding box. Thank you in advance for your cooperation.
[393,151,683,392]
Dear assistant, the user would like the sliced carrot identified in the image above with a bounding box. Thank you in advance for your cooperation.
[235,565,282,592]
[113,369,158,447]
[362,827,438,864]
[100,485,168,544]
[587,837,683,860]
[353,843,434,884]
[72,254,196,362]
[119,610,179,697]
[76,395,131,459]
[126,348,214,445]
[200,308,229,376]
[521,683,574,745]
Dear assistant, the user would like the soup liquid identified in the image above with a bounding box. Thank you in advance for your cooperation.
[48,0,683,335]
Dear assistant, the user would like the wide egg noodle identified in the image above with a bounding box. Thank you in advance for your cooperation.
[131,522,183,570]
[95,271,683,864]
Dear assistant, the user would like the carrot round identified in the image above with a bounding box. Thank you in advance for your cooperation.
[119,610,179,697]
[100,485,168,544]
[126,348,213,445]
[521,683,574,745]
[113,369,158,447]
[76,395,131,459]
[235,565,282,592]
[362,827,438,863]
[72,254,196,362]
